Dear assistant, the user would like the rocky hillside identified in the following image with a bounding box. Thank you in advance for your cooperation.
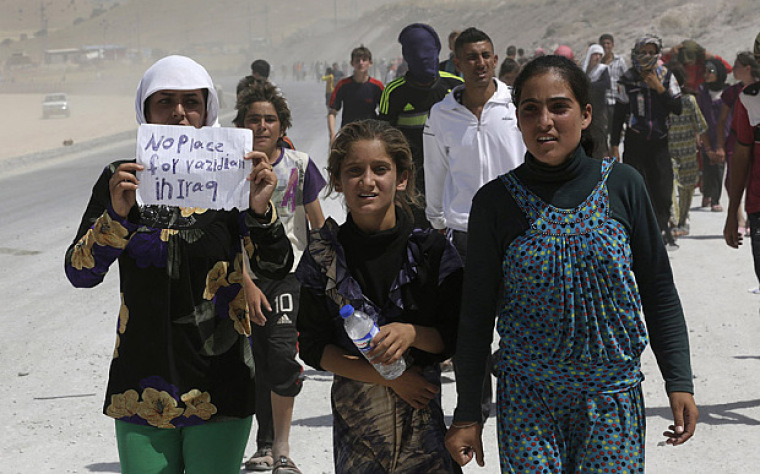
[2,0,758,87]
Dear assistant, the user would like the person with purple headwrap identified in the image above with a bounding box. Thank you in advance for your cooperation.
[379,23,463,229]
[696,58,729,212]
[611,35,683,249]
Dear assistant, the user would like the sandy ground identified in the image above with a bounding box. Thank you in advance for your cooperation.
[0,94,137,162]
[2,83,760,473]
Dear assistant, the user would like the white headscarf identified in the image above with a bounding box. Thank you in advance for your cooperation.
[582,44,608,82]
[135,55,219,126]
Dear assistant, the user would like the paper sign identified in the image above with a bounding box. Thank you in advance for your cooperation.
[135,124,253,210]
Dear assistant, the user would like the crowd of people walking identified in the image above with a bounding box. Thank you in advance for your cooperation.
[63,20,760,474]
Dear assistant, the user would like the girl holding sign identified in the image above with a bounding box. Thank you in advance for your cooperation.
[64,55,294,474]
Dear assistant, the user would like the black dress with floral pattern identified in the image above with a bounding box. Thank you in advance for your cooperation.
[65,160,293,429]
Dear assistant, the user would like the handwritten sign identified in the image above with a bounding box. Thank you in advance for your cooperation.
[135,124,252,210]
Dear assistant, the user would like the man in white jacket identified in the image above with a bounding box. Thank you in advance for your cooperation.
[423,27,525,262]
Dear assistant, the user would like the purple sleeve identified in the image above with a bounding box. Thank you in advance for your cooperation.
[303,157,327,204]
[65,205,138,288]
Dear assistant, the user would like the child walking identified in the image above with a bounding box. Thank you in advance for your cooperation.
[233,81,327,474]
[445,55,698,472]
[667,62,708,236]
[295,120,463,473]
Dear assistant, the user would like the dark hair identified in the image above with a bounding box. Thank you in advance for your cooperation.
[251,59,270,79]
[351,45,373,63]
[736,51,760,81]
[599,33,614,44]
[512,55,594,156]
[327,120,419,216]
[454,27,494,57]
[518,48,525,56]
[499,58,520,77]
[666,61,692,94]
[233,81,292,132]
[506,45,517,57]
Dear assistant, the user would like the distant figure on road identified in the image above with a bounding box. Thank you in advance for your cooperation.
[581,43,611,158]
[327,45,384,144]
[438,30,461,76]
[611,35,683,249]
[238,59,272,95]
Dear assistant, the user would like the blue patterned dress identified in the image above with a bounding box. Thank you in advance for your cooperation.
[495,158,648,473]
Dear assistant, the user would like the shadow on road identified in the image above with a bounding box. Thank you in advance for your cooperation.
[647,398,760,426]
[679,234,725,241]
[85,462,120,472]
[293,413,333,427]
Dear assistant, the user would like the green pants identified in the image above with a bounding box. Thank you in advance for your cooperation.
[115,416,252,474]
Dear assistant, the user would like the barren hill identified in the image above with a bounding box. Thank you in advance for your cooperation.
[1,0,759,91]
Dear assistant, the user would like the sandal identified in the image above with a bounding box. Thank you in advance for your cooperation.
[245,447,274,471]
[711,204,724,212]
[272,456,302,474]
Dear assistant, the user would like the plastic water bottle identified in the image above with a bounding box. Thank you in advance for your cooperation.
[340,304,406,380]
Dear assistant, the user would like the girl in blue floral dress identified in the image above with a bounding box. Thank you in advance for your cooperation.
[295,120,463,473]
[64,55,293,474]
[445,55,698,473]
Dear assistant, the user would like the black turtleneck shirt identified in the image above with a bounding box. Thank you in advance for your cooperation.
[297,208,463,372]
[453,147,693,423]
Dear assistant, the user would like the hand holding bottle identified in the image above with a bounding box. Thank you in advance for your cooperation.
[367,322,415,365]
[340,305,407,380]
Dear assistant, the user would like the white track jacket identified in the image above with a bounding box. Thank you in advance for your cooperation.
[423,79,526,231]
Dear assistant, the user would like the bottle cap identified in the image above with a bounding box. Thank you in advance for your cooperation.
[339,304,354,319]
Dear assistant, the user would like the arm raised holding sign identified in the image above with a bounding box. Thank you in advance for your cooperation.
[108,162,145,219]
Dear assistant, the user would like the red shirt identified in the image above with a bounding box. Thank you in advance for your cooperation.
[732,98,760,214]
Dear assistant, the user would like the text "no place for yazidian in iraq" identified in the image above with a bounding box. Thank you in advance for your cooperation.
[143,132,248,203]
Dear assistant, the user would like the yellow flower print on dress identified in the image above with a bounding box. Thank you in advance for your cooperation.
[180,389,218,420]
[118,293,129,334]
[179,207,208,217]
[113,334,120,359]
[160,229,179,242]
[70,229,95,270]
[105,389,139,419]
[228,253,245,285]
[136,388,185,428]
[228,289,252,336]
[203,261,230,300]
[243,236,254,259]
[92,211,129,249]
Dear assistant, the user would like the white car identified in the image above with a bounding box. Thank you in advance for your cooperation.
[42,93,70,119]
